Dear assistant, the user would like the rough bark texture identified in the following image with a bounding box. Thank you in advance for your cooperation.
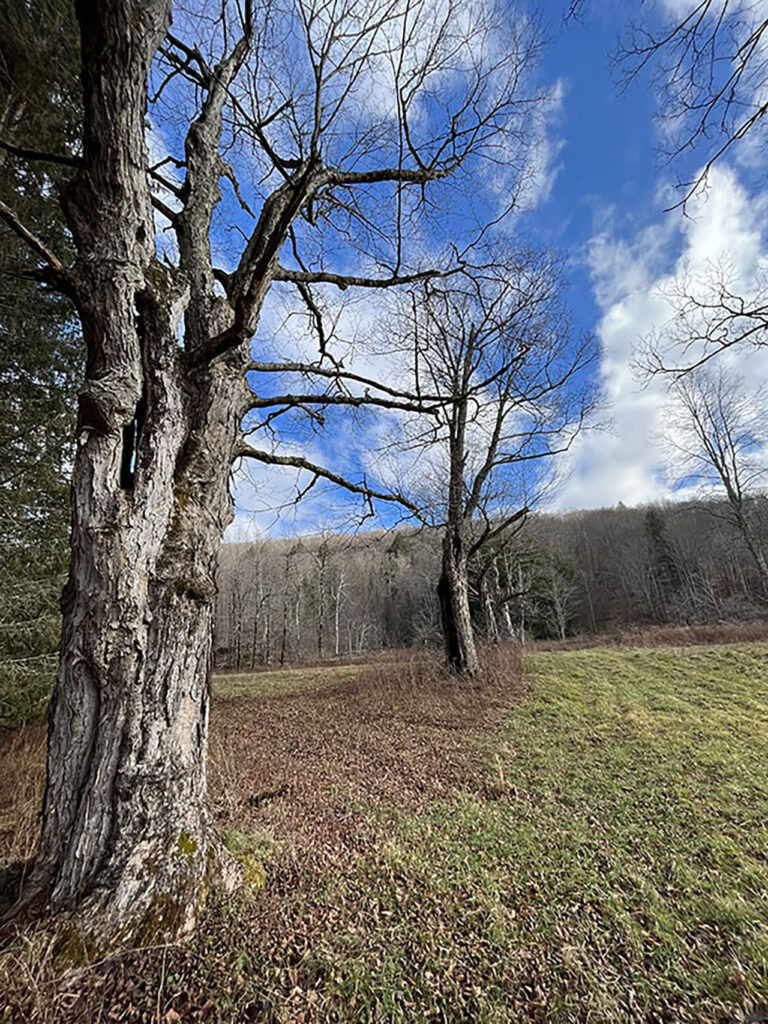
[25,0,250,949]
[436,345,481,678]
[437,527,479,678]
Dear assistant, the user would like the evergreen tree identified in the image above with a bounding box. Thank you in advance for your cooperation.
[0,0,82,723]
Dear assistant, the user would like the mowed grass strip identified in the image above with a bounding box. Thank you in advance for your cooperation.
[213,664,361,701]
[300,645,768,1023]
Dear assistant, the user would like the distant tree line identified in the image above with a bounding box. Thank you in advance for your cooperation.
[214,497,768,667]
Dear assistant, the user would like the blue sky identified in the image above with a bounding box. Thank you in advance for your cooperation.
[210,0,768,538]
[530,4,657,324]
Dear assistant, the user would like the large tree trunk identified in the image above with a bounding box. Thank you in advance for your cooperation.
[437,528,479,677]
[31,316,247,948]
[18,0,250,949]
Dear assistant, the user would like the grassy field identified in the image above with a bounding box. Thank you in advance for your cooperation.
[1,643,767,1022]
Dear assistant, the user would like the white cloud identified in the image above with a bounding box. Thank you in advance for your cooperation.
[556,162,768,511]
[513,78,566,214]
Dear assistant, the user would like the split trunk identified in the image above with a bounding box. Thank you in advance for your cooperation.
[21,0,251,946]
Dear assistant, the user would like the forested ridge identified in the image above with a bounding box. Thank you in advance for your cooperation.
[214,498,768,668]
[8,490,768,718]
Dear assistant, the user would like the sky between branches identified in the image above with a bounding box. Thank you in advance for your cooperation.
[218,0,768,538]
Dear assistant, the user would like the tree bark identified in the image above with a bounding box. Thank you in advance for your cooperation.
[19,0,249,949]
[437,527,479,677]
[479,570,500,645]
[33,300,248,948]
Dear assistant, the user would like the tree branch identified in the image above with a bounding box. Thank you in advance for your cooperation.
[273,263,455,291]
[248,360,445,402]
[0,136,80,168]
[151,194,179,224]
[245,392,442,416]
[468,506,529,559]
[322,164,455,188]
[237,444,420,511]
[0,199,71,292]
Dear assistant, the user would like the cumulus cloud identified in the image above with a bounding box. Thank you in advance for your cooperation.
[555,163,768,511]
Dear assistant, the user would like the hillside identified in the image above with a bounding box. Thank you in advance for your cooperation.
[214,499,768,669]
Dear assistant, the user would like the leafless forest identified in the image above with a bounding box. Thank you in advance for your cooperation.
[214,497,768,668]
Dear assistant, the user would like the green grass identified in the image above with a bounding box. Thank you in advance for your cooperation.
[0,660,356,726]
[6,643,768,1022]
[294,644,768,1022]
[213,663,359,700]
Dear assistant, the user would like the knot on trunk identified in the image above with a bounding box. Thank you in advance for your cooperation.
[140,261,191,331]
[78,375,143,435]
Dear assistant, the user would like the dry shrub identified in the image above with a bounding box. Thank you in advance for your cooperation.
[531,619,768,652]
[351,642,525,717]
[637,620,768,646]
[0,924,77,1024]
[354,643,524,700]
[481,641,525,688]
[0,726,46,912]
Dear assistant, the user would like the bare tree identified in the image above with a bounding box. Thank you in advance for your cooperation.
[542,557,579,641]
[476,554,511,644]
[565,4,768,376]
[0,0,550,943]
[623,2,768,199]
[375,250,595,675]
[570,0,768,202]
[332,569,346,657]
[638,258,768,376]
[662,365,768,589]
[278,543,300,665]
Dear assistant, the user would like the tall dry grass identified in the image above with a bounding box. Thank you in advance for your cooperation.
[345,641,526,731]
[530,619,768,652]
[0,726,46,911]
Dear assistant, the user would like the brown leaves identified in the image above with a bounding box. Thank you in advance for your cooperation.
[0,651,526,1023]
[209,653,519,862]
